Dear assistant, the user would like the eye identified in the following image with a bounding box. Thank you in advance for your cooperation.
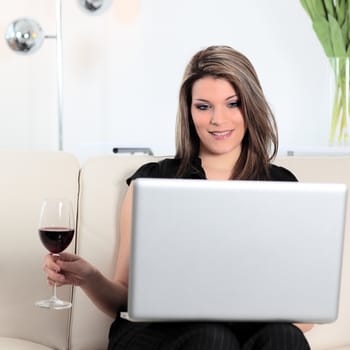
[227,101,241,108]
[194,103,210,111]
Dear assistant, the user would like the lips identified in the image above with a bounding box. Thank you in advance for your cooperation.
[209,130,233,139]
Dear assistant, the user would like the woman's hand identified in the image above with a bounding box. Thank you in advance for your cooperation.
[44,252,128,318]
[44,252,96,287]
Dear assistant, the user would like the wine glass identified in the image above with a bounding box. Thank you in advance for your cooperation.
[35,198,75,310]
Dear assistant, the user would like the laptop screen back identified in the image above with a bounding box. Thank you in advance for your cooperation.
[127,178,347,323]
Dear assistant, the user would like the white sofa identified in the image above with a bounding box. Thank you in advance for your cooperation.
[0,151,349,350]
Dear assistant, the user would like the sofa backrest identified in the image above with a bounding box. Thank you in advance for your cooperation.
[2,152,348,350]
[70,155,162,350]
[0,151,79,349]
[71,155,350,350]
[276,156,350,349]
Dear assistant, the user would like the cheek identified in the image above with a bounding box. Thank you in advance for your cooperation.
[192,119,207,135]
[191,112,203,130]
[191,109,212,127]
[191,120,201,136]
[235,112,245,129]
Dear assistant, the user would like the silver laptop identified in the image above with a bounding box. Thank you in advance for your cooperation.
[124,178,347,323]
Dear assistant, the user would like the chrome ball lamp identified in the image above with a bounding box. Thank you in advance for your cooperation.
[78,0,112,14]
[4,0,112,150]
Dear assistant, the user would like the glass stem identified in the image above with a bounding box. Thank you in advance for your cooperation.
[52,253,60,300]
[53,283,57,300]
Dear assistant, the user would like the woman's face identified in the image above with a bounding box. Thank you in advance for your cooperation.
[191,76,246,158]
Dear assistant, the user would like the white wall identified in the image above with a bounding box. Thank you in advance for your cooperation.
[0,0,335,162]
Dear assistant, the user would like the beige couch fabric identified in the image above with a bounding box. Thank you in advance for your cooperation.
[276,157,350,350]
[0,151,79,349]
[1,152,349,349]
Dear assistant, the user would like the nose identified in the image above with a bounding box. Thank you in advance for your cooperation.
[210,106,225,125]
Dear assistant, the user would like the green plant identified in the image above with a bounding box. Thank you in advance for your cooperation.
[300,0,350,144]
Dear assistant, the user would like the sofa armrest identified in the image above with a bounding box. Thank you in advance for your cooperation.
[0,151,79,349]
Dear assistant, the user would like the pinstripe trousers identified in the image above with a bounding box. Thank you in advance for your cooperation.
[108,318,310,349]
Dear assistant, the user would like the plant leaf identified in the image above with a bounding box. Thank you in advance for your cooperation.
[348,0,350,45]
[313,0,327,18]
[323,0,336,18]
[313,16,335,56]
[347,11,350,43]
[329,15,347,56]
[300,0,350,57]
[341,16,349,50]
[336,0,346,25]
[300,0,315,19]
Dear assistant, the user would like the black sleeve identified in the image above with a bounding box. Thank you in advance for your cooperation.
[269,164,298,182]
[126,162,161,185]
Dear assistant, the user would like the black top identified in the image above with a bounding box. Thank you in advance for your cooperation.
[127,157,297,184]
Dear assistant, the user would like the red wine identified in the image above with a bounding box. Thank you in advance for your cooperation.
[39,227,74,254]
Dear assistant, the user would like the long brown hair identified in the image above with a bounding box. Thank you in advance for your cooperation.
[175,45,278,180]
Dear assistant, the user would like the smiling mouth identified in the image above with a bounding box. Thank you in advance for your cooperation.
[209,130,233,137]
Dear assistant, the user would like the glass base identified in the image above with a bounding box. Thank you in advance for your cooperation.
[35,296,72,310]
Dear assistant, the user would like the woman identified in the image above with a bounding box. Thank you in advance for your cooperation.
[44,45,313,349]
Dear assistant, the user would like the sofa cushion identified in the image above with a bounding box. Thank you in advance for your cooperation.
[0,151,80,349]
[276,157,350,350]
[0,337,54,350]
[70,155,350,350]
[70,155,162,350]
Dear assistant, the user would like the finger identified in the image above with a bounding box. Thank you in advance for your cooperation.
[57,252,77,262]
[47,277,64,287]
[56,271,83,287]
[56,259,75,272]
[43,260,60,273]
[44,255,61,272]
[44,265,65,284]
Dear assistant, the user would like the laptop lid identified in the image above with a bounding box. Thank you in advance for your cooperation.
[126,178,347,323]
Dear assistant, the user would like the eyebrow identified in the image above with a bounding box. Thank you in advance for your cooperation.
[192,95,239,103]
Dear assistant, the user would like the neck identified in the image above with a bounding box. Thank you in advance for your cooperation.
[199,152,240,180]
